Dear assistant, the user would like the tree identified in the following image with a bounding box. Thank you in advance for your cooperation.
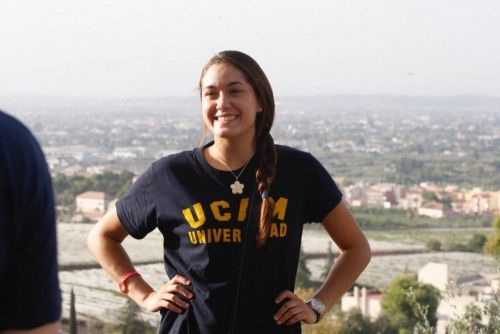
[439,193,452,209]
[445,278,499,334]
[380,275,440,332]
[52,170,135,207]
[447,304,485,333]
[113,299,155,334]
[69,287,77,334]
[425,239,441,251]
[466,233,487,253]
[484,234,500,259]
[484,216,500,259]
[422,191,438,203]
[295,247,313,288]
[394,158,424,184]
[494,216,500,230]
[339,309,373,334]
[372,314,398,334]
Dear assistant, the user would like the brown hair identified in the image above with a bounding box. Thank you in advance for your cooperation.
[199,50,277,246]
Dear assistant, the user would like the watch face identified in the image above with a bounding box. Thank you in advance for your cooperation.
[310,299,325,313]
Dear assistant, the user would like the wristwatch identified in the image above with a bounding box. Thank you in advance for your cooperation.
[306,298,325,323]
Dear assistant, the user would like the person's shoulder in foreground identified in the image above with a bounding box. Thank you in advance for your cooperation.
[0,110,61,333]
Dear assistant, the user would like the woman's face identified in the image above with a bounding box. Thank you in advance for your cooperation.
[201,63,261,142]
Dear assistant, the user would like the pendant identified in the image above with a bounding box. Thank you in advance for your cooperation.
[230,180,244,194]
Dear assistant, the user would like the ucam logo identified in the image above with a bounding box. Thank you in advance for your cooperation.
[182,197,289,245]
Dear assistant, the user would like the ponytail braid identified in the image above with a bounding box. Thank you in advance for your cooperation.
[255,133,277,246]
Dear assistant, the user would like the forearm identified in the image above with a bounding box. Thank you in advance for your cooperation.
[87,229,154,306]
[313,245,371,312]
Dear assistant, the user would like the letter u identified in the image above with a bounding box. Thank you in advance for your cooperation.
[182,203,206,228]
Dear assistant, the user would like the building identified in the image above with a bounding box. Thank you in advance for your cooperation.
[418,262,448,291]
[399,190,423,210]
[418,202,446,218]
[418,262,499,334]
[341,286,382,320]
[75,191,114,221]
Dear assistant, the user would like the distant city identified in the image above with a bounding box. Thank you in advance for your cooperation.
[3,95,499,221]
[3,95,499,333]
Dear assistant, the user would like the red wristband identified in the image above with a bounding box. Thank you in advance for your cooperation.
[119,271,141,293]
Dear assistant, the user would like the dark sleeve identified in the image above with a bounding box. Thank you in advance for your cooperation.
[304,153,343,223]
[0,112,61,329]
[116,163,158,239]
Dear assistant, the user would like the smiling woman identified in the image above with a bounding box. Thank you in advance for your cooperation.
[201,63,262,142]
[87,50,371,334]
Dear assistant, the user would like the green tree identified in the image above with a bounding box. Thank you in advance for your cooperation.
[69,288,77,334]
[380,275,440,332]
[295,247,313,288]
[484,234,500,259]
[339,309,373,334]
[113,299,155,334]
[448,304,485,333]
[484,216,500,259]
[466,233,487,253]
[445,277,499,334]
[425,239,441,251]
[52,170,135,207]
[494,216,500,230]
[439,193,452,209]
[394,158,424,184]
[373,314,398,334]
[422,191,438,203]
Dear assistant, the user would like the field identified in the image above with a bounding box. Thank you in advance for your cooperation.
[58,223,498,327]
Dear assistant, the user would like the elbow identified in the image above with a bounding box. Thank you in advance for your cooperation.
[87,224,102,257]
[86,226,97,255]
[364,244,372,267]
[361,240,372,268]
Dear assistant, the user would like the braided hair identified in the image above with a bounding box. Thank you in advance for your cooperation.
[199,51,277,246]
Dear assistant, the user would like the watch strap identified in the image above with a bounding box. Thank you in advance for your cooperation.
[306,300,321,323]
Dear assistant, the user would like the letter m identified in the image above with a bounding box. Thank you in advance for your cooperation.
[269,197,288,220]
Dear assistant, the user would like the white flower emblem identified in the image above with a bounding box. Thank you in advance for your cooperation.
[230,180,244,194]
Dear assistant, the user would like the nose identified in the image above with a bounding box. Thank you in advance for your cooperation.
[216,92,230,110]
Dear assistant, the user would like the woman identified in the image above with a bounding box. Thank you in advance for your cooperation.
[88,50,371,333]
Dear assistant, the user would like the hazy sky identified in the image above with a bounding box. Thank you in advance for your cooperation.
[1,0,499,98]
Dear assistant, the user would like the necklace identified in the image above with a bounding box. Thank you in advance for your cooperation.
[216,155,251,195]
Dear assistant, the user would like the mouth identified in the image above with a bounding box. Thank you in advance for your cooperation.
[215,114,238,122]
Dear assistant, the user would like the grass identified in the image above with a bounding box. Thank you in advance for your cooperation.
[364,227,493,246]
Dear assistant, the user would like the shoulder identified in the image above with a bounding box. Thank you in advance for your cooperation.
[275,144,315,165]
[0,111,38,150]
[153,148,196,168]
[148,148,198,178]
[0,111,46,179]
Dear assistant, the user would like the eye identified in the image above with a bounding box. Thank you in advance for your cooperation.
[230,89,242,95]
[204,91,217,97]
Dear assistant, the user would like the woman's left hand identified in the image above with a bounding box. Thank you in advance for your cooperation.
[273,290,317,325]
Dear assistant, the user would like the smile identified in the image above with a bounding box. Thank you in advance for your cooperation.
[215,115,238,121]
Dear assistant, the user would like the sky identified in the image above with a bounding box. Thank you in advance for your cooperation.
[0,0,499,98]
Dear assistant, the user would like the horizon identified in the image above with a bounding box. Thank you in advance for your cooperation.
[1,1,499,98]
[2,93,500,100]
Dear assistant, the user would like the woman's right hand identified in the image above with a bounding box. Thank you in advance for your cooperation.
[141,275,193,313]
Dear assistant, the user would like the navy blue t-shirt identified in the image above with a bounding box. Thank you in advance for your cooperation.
[0,111,61,329]
[117,142,342,334]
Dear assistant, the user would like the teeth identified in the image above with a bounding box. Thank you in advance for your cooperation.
[216,115,237,121]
